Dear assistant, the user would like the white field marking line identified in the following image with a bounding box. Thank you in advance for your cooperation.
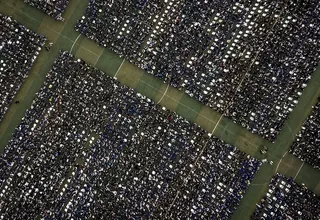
[284,155,294,175]
[266,151,304,172]
[4,2,99,57]
[275,151,288,174]
[139,80,213,123]
[294,161,305,180]
[156,79,171,105]
[113,58,126,77]
[140,80,221,128]
[285,121,296,140]
[77,44,100,57]
[166,9,286,216]
[70,34,82,53]
[221,117,233,136]
[93,48,104,66]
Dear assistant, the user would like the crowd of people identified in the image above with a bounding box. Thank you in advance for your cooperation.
[0,14,46,122]
[0,51,261,219]
[290,99,320,169]
[24,0,70,21]
[76,0,320,141]
[252,173,320,219]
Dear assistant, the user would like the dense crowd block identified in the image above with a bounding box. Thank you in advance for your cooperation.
[252,173,320,219]
[76,0,320,141]
[290,100,320,169]
[0,51,261,219]
[0,14,46,122]
[24,0,70,21]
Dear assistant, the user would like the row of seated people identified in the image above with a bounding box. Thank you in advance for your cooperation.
[24,0,70,21]
[0,51,261,219]
[0,14,46,122]
[290,99,320,169]
[252,173,319,219]
[75,0,320,142]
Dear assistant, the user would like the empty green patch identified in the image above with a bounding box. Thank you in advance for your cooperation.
[95,49,123,76]
[195,106,221,132]
[54,34,73,51]
[117,61,144,88]
[0,0,20,16]
[57,0,85,43]
[41,14,65,33]
[38,21,61,42]
[175,94,202,122]
[75,43,99,65]
[291,160,320,194]
[139,71,164,90]
[7,3,44,32]
[278,154,301,177]
[221,119,259,156]
[314,182,320,195]
[63,0,83,21]
[80,37,105,56]
[156,86,184,112]
[21,3,45,27]
[136,72,163,101]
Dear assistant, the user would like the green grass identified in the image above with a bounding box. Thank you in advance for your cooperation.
[80,37,104,55]
[136,72,164,101]
[95,49,123,76]
[221,118,261,157]
[75,42,99,65]
[116,61,143,87]
[157,86,185,111]
[176,94,203,122]
[0,1,319,219]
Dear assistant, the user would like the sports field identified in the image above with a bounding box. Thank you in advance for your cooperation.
[0,0,319,219]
